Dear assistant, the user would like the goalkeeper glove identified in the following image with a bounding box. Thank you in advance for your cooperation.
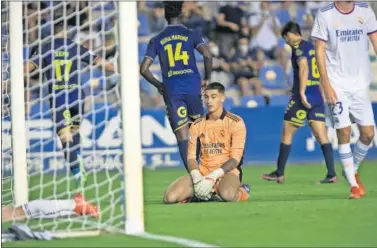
[190,169,203,196]
[195,168,224,200]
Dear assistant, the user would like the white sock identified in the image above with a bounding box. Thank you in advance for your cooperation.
[23,200,75,219]
[339,144,358,187]
[353,140,370,173]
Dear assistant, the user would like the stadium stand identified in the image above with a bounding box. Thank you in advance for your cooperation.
[259,64,289,90]
[20,1,377,109]
[240,95,266,108]
[269,94,290,107]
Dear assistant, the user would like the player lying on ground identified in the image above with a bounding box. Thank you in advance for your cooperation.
[140,1,212,173]
[262,21,337,184]
[24,22,115,189]
[2,194,98,222]
[311,1,377,199]
[163,83,250,203]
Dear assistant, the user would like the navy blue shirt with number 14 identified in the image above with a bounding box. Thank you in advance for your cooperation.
[144,25,205,96]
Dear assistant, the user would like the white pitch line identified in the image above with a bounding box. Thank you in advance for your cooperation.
[136,232,219,248]
[51,229,219,247]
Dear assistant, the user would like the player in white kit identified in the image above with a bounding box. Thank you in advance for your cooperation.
[2,194,98,222]
[311,1,377,199]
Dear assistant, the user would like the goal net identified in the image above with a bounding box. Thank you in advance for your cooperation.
[2,1,143,237]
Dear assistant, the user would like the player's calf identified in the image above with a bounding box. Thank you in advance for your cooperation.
[310,121,337,180]
[163,175,194,204]
[353,125,374,175]
[217,173,249,202]
[59,128,87,189]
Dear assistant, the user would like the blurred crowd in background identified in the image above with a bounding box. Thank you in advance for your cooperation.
[2,1,119,116]
[137,1,377,108]
[2,1,377,116]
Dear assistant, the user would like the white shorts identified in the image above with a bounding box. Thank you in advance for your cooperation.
[325,88,375,129]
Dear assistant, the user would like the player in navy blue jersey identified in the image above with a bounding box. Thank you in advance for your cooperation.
[140,1,212,172]
[262,21,337,184]
[24,23,115,189]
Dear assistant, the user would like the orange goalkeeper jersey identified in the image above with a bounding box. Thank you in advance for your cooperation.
[188,110,246,175]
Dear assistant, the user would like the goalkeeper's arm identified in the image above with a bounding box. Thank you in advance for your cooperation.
[187,123,203,187]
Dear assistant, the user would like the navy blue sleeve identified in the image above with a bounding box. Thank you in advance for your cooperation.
[144,37,157,60]
[80,45,98,64]
[30,55,40,69]
[30,45,47,68]
[192,30,205,49]
[294,44,309,63]
[219,6,227,15]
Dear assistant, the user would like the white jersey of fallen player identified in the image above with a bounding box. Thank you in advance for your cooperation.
[311,2,377,92]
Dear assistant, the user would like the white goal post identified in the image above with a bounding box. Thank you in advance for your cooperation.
[118,1,145,234]
[9,1,29,206]
[6,1,144,235]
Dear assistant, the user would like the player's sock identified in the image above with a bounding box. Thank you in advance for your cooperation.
[353,140,370,173]
[62,133,87,189]
[22,200,75,219]
[178,140,189,170]
[62,133,81,178]
[237,184,250,202]
[339,143,358,187]
[276,143,291,176]
[321,143,336,177]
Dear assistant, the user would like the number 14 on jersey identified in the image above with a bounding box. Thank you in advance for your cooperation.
[164,42,189,67]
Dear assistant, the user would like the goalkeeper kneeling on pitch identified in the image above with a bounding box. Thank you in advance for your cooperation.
[163,82,250,203]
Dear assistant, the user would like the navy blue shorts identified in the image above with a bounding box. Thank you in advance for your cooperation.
[164,94,204,132]
[284,99,325,127]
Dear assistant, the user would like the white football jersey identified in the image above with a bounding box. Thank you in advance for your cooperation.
[311,2,377,91]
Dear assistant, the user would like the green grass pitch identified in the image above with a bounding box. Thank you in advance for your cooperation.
[3,161,377,247]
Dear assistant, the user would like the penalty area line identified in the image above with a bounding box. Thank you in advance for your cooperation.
[135,232,219,247]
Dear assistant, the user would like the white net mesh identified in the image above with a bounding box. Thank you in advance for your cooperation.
[2,1,14,207]
[2,1,127,233]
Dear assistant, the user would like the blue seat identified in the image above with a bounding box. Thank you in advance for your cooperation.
[269,95,290,106]
[93,1,115,11]
[311,9,319,19]
[140,70,161,94]
[95,15,115,31]
[224,98,234,110]
[23,47,30,60]
[41,21,53,38]
[29,101,51,119]
[240,96,266,108]
[140,78,152,93]
[295,8,308,29]
[275,8,290,26]
[277,38,286,49]
[194,50,203,62]
[138,41,159,64]
[138,42,149,64]
[138,14,150,36]
[227,83,239,91]
[288,69,294,86]
[146,2,156,8]
[259,64,289,90]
